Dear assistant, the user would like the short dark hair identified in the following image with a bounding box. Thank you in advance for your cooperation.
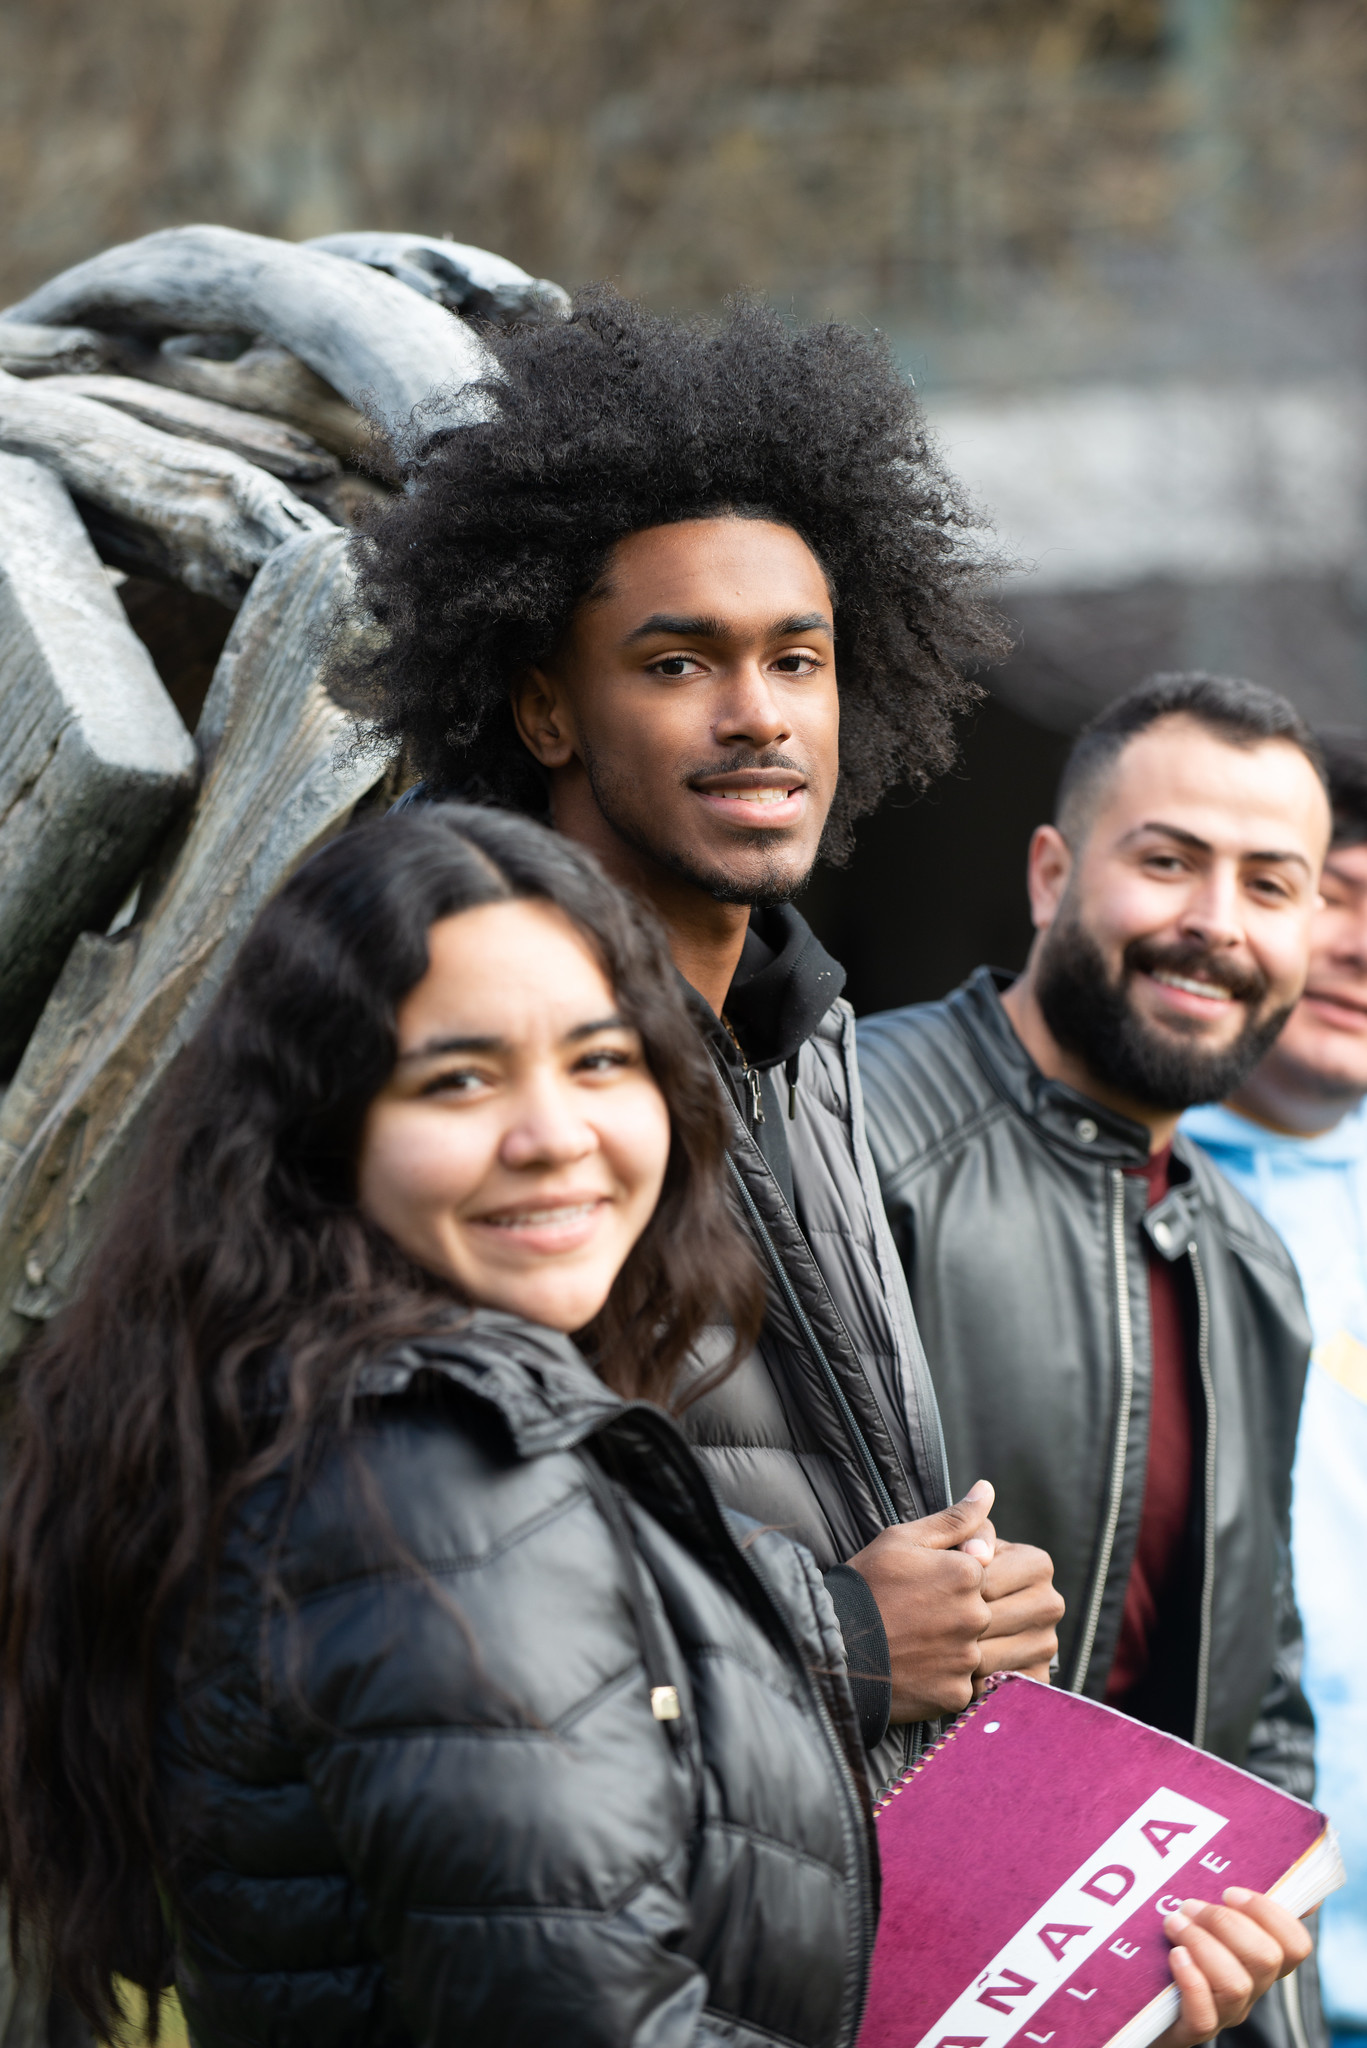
[1055,671,1328,844]
[1316,728,1367,849]
[330,286,1010,861]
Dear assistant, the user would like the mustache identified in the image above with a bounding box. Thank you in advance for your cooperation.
[679,750,809,783]
[1124,934,1270,1006]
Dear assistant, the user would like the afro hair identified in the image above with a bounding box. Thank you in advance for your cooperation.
[332,287,1010,861]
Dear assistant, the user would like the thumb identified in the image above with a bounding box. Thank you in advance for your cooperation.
[907,1480,995,1551]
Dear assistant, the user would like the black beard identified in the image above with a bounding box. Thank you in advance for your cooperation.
[580,739,813,906]
[1035,916,1294,1113]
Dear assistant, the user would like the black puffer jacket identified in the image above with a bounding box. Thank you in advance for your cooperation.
[160,1313,877,2048]
[678,906,953,1778]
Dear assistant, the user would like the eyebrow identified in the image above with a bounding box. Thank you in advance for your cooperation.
[1122,820,1313,873]
[397,1016,629,1062]
[623,611,832,644]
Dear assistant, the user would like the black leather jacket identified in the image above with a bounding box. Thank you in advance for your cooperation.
[160,1314,877,2048]
[858,969,1323,2048]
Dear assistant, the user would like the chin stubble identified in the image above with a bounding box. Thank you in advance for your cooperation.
[580,739,815,906]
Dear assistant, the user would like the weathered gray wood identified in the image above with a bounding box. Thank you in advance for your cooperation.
[0,453,198,1071]
[38,374,341,482]
[0,366,333,605]
[143,341,373,462]
[2,225,497,433]
[306,231,570,323]
[0,321,130,378]
[0,529,392,1369]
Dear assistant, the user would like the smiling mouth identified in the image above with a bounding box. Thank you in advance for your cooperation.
[1149,969,1235,1004]
[705,784,799,804]
[478,1200,606,1230]
[1305,988,1367,1020]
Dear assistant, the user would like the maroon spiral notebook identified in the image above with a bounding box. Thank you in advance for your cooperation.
[861,1674,1343,2048]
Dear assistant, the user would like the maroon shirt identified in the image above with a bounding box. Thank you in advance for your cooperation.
[1104,1145,1195,1707]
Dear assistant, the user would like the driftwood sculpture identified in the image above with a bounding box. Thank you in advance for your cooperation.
[0,222,567,1384]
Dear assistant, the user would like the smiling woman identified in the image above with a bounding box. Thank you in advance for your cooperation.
[357,895,673,1331]
[0,806,884,2048]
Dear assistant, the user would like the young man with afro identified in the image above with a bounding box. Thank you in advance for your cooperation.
[333,289,1065,1786]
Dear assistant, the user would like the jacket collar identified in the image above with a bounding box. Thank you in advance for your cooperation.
[355,1309,628,1458]
[952,966,1157,1168]
[688,903,846,1073]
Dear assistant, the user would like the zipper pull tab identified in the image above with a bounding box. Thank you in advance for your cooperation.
[785,1051,800,1120]
[748,1067,765,1125]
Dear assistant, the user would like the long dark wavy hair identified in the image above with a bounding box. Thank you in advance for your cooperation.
[329,286,1010,860]
[0,803,763,2036]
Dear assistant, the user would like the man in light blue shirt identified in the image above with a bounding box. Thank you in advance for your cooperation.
[1186,733,1367,2048]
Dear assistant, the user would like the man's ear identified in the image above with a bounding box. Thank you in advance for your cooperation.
[1025,824,1074,934]
[510,666,577,770]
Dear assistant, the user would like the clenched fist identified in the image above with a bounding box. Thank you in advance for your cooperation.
[844,1481,997,1722]
[974,1539,1065,1686]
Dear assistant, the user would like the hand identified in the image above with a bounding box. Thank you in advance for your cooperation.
[844,1482,995,1722]
[973,1541,1064,1686]
[1156,1889,1313,2048]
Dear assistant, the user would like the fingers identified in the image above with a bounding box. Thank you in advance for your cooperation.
[981,1541,1059,1601]
[1165,1941,1221,2047]
[1219,1889,1313,1976]
[973,1628,1061,1679]
[1159,1892,1307,2043]
[910,1480,995,1552]
[976,1582,1065,1641]
[961,1519,997,1564]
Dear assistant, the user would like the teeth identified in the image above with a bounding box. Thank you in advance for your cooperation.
[486,1202,600,1229]
[1152,971,1232,1002]
[710,786,794,803]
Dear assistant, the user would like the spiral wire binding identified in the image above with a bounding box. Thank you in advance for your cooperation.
[874,1673,1009,1813]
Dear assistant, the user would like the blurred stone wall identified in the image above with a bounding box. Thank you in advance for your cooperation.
[3,0,1364,377]
[5,0,1366,1003]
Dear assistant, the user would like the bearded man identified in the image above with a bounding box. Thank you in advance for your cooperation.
[859,673,1333,2048]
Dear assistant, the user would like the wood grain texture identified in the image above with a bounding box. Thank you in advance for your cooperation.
[306,230,570,322]
[2,224,497,433]
[0,320,130,377]
[39,373,341,481]
[0,452,198,1071]
[0,528,391,1372]
[0,365,333,604]
[142,341,373,462]
[142,341,371,462]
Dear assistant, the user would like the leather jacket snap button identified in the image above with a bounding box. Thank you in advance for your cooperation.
[1075,1117,1099,1143]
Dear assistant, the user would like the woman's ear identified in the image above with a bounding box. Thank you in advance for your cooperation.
[511,667,577,769]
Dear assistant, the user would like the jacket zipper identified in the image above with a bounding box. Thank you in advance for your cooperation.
[1071,1167,1136,1694]
[604,1405,878,2045]
[725,1154,900,1529]
[720,1013,766,1126]
[1187,1240,1217,1749]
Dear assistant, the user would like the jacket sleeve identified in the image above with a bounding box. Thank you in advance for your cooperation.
[1232,1562,1330,2048]
[276,1420,725,2048]
[1241,1533,1317,1804]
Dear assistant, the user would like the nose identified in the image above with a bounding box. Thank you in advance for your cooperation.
[1177,862,1245,951]
[714,661,791,752]
[498,1070,598,1172]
